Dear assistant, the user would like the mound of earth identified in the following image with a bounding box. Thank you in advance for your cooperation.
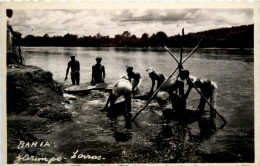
[7,64,72,121]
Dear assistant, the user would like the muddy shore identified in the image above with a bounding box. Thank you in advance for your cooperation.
[6,64,253,164]
[7,64,73,163]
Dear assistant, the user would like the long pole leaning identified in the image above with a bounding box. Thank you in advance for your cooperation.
[166,40,227,125]
[187,77,227,125]
[131,67,179,121]
[132,38,203,121]
[180,28,184,64]
[165,37,203,67]
[164,46,179,64]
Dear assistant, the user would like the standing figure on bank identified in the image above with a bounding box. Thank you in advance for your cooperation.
[65,54,80,85]
[181,70,218,117]
[6,9,22,65]
[91,57,105,85]
[103,76,132,113]
[147,68,167,96]
[126,66,142,94]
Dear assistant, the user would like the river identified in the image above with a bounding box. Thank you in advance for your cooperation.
[21,47,254,163]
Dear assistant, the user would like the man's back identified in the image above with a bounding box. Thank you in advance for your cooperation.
[69,60,80,73]
[92,64,104,75]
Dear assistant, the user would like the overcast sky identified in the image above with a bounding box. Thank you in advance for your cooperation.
[11,9,253,38]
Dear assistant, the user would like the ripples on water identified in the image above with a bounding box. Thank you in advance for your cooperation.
[22,47,254,163]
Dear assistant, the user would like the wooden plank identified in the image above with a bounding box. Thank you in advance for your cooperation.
[64,82,109,94]
[133,93,154,100]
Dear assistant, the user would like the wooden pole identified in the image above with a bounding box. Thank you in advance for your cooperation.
[187,77,227,124]
[132,37,203,121]
[165,44,227,126]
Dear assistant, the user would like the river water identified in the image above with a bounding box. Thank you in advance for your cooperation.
[22,47,254,163]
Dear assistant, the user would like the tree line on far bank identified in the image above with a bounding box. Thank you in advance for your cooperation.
[20,24,253,48]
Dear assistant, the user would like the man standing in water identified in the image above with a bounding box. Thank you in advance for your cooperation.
[126,66,142,94]
[103,76,132,113]
[91,57,105,85]
[65,54,80,85]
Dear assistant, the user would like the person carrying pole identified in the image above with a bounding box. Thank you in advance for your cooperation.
[65,54,80,85]
[91,56,105,85]
[179,70,218,118]
[103,76,132,113]
[126,66,142,94]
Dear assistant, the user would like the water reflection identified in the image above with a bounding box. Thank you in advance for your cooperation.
[104,101,133,142]
[22,46,254,162]
[151,112,217,162]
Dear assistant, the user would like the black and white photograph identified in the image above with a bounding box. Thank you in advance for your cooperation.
[2,3,257,164]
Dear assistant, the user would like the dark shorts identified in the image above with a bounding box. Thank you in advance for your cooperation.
[71,72,80,85]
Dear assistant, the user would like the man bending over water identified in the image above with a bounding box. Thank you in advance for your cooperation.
[156,76,186,112]
[126,66,142,94]
[65,54,80,85]
[104,76,132,113]
[147,68,167,96]
[183,73,218,118]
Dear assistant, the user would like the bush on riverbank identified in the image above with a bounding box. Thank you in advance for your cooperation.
[20,24,253,48]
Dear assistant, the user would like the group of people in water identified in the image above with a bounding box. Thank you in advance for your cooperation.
[65,55,106,86]
[6,8,217,119]
[65,54,217,118]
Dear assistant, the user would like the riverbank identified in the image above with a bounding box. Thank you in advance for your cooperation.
[7,64,73,163]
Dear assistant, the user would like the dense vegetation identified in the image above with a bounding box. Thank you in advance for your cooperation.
[20,24,253,48]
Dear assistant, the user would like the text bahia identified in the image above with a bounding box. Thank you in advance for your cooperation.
[18,141,51,149]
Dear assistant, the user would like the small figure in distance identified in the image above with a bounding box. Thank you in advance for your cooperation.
[65,54,80,85]
[103,76,132,113]
[91,57,105,85]
[7,9,14,56]
[147,68,167,96]
[126,66,142,94]
[179,69,218,118]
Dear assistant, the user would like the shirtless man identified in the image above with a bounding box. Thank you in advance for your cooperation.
[91,57,105,85]
[104,76,132,113]
[126,66,142,94]
[147,68,167,95]
[183,73,218,117]
[156,76,186,111]
[65,54,80,85]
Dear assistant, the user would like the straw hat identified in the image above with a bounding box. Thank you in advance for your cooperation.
[146,67,154,74]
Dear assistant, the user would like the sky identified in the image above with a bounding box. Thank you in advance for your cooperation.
[10,9,253,38]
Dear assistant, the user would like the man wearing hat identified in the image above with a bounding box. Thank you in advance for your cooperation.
[91,57,105,85]
[147,68,167,96]
[65,54,80,85]
[181,72,218,117]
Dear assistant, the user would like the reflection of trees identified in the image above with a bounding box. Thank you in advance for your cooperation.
[20,24,253,48]
[152,117,217,162]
